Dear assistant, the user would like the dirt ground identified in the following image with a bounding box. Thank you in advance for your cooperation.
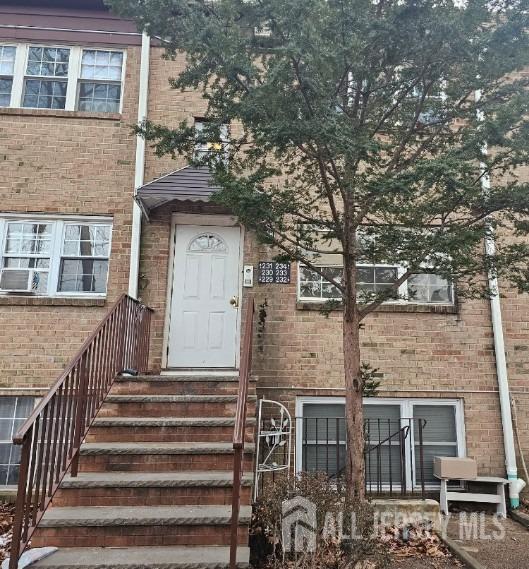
[446,513,529,569]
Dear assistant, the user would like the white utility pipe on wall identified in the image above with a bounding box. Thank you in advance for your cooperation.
[476,91,526,507]
[485,230,525,507]
[128,32,151,298]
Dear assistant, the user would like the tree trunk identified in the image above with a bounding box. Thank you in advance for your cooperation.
[341,163,365,502]
[342,298,365,502]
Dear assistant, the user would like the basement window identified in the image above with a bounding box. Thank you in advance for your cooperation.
[0,397,35,486]
[296,398,464,489]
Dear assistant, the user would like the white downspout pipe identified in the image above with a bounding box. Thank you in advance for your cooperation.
[485,229,525,507]
[128,31,151,298]
[476,90,526,507]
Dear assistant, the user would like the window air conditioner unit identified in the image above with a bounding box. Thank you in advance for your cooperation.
[0,269,38,293]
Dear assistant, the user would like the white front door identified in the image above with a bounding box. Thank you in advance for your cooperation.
[167,224,241,368]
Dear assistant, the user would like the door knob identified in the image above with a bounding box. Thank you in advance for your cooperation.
[229,296,239,307]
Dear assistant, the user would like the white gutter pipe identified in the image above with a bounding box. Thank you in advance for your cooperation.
[476,90,526,507]
[128,31,151,299]
[484,228,526,507]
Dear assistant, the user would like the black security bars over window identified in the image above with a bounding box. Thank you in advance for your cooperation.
[299,417,427,498]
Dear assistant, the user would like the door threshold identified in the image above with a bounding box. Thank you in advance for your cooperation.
[161,369,239,377]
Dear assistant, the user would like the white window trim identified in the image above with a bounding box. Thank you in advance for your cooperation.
[0,396,37,487]
[296,226,454,306]
[0,215,113,298]
[295,396,466,491]
[3,43,126,113]
[297,262,454,306]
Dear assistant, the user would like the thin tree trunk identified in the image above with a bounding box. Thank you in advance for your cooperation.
[343,297,365,501]
[342,220,365,501]
[341,155,365,501]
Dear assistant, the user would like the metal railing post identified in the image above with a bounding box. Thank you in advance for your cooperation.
[9,431,31,569]
[70,352,89,478]
[418,419,426,499]
[230,446,243,569]
[229,300,255,569]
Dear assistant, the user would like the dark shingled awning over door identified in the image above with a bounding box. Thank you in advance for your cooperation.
[136,165,222,216]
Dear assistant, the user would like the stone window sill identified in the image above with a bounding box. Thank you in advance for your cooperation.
[0,296,107,307]
[0,107,121,121]
[296,301,459,315]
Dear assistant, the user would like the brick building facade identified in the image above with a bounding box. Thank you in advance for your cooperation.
[0,0,528,495]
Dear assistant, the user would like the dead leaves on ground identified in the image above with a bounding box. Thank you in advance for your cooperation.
[380,525,454,559]
[0,502,14,562]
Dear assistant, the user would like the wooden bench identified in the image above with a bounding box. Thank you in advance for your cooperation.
[436,475,508,518]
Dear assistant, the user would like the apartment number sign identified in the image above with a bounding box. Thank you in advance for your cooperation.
[258,261,291,284]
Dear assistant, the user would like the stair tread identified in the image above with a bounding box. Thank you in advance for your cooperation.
[106,394,254,402]
[116,375,257,383]
[61,471,253,488]
[80,442,255,454]
[93,417,255,426]
[40,505,252,526]
[31,546,250,568]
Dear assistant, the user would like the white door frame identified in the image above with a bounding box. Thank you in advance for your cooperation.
[162,213,244,369]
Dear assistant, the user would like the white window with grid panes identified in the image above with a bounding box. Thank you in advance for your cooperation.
[0,397,35,486]
[0,43,125,112]
[297,227,453,304]
[0,45,16,107]
[298,264,453,304]
[0,216,112,296]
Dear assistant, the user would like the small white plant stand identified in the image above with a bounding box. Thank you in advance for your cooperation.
[437,476,508,518]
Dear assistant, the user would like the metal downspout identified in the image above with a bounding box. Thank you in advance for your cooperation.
[128,32,150,298]
[476,90,525,507]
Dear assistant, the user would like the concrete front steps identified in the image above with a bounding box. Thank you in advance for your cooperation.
[112,375,253,396]
[32,505,252,548]
[86,416,256,443]
[31,546,250,569]
[77,442,255,472]
[31,373,256,569]
[99,394,256,418]
[53,471,253,506]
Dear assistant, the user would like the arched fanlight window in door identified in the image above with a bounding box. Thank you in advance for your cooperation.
[188,233,228,253]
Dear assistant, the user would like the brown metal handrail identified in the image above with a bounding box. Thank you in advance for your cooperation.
[230,298,255,569]
[9,294,153,568]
